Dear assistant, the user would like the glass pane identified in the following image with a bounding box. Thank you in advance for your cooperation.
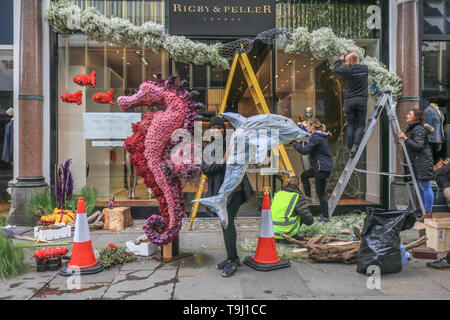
[275,42,381,206]
[57,31,169,204]
[422,41,450,139]
[0,48,13,198]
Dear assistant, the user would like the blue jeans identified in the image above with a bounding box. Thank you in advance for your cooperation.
[417,180,434,212]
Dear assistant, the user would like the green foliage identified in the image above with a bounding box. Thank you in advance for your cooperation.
[98,246,136,268]
[0,232,25,279]
[25,188,57,225]
[66,186,99,216]
[299,211,366,240]
[0,215,6,227]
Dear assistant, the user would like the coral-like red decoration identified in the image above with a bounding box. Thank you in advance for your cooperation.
[92,89,114,105]
[34,247,68,262]
[60,90,82,105]
[73,70,96,88]
[118,76,202,245]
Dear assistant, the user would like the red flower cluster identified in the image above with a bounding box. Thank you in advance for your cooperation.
[73,70,96,88]
[60,90,82,105]
[34,247,68,261]
[118,79,201,245]
[92,89,114,105]
[108,243,117,249]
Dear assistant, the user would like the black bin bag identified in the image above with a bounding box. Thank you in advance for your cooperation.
[356,208,417,275]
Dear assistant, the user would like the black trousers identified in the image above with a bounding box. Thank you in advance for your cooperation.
[345,101,367,150]
[301,169,331,217]
[222,190,245,260]
[430,142,444,164]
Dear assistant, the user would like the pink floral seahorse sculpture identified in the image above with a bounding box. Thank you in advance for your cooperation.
[118,75,203,245]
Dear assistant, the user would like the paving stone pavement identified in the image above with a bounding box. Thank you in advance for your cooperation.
[1,218,449,300]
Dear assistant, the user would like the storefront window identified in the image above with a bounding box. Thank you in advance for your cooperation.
[0,48,13,203]
[57,1,168,205]
[275,0,383,206]
[422,41,450,123]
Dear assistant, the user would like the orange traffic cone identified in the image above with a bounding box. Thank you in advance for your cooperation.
[60,197,103,276]
[243,188,290,271]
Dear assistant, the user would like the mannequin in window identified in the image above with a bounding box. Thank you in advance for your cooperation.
[125,151,137,199]
[424,100,445,164]
[299,107,313,171]
[2,107,14,163]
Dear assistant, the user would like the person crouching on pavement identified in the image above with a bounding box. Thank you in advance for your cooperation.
[333,52,369,158]
[271,176,314,242]
[292,118,333,222]
[201,116,254,277]
[425,159,450,270]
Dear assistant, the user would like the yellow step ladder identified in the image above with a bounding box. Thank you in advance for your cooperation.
[189,52,296,230]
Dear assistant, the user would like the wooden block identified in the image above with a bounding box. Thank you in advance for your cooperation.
[292,248,308,254]
[103,207,134,232]
[162,242,173,261]
[432,212,450,219]
[412,248,438,260]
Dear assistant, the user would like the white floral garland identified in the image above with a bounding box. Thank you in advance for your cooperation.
[47,0,402,98]
[47,0,230,70]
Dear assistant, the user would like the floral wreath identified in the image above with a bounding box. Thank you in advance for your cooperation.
[47,0,402,98]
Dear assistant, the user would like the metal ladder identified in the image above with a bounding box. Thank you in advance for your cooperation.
[328,92,426,217]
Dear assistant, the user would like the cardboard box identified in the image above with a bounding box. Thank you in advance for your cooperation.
[126,235,159,257]
[424,218,450,253]
[34,225,71,241]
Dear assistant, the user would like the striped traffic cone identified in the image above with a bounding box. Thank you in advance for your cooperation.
[243,188,290,271]
[60,197,103,276]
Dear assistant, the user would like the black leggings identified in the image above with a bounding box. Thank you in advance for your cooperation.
[301,169,331,217]
[222,190,245,260]
[345,102,367,150]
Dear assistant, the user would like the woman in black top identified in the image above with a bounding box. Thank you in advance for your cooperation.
[293,118,333,221]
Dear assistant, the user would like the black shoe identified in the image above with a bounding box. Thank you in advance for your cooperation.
[216,257,240,270]
[318,215,330,223]
[222,260,238,277]
[349,144,358,158]
[426,257,450,270]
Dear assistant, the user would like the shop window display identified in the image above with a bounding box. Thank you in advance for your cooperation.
[55,0,386,211]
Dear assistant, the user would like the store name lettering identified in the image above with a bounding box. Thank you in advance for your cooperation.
[172,4,272,14]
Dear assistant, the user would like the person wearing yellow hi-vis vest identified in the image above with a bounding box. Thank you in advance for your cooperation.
[271,176,314,240]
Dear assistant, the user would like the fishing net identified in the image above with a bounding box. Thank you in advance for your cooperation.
[218,28,292,60]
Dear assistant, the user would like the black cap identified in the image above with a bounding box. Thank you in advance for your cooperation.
[209,117,226,130]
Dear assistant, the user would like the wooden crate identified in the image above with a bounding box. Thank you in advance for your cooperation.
[424,218,450,253]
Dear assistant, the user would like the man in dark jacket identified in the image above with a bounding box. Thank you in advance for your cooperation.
[334,52,369,157]
[201,116,254,277]
[271,176,314,242]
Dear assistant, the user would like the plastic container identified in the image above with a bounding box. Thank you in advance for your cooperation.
[400,245,410,265]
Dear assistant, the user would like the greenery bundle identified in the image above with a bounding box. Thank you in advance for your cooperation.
[0,232,25,280]
[25,188,57,225]
[0,215,6,227]
[98,245,136,268]
[65,186,99,216]
[299,211,366,240]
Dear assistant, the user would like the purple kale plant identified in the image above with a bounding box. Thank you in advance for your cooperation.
[52,159,74,209]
